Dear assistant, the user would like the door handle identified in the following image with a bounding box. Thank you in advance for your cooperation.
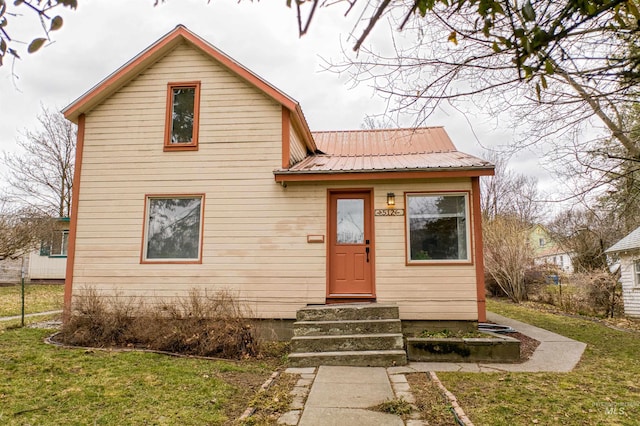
[365,246,370,263]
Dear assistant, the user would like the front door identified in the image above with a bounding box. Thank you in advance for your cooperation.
[328,190,375,299]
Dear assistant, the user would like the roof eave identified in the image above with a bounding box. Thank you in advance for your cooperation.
[274,166,495,182]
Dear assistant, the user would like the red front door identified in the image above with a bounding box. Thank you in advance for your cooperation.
[328,190,375,299]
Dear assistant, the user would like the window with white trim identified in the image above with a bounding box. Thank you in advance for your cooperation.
[142,195,204,262]
[406,193,470,263]
[634,260,640,288]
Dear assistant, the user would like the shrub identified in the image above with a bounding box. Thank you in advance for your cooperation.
[530,272,623,318]
[59,287,259,359]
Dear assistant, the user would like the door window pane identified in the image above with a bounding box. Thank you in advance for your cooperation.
[337,199,364,244]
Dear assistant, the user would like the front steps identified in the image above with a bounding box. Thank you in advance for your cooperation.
[288,303,407,367]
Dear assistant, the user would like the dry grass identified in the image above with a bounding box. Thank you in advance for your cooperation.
[240,373,297,425]
[0,284,63,317]
[58,288,261,359]
[371,398,413,417]
[406,373,458,425]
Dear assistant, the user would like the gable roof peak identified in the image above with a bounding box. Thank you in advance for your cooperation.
[62,25,316,150]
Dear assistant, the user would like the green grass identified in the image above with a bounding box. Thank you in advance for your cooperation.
[0,327,276,425]
[436,298,640,425]
[0,284,64,317]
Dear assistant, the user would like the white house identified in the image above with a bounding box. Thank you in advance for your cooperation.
[605,226,640,319]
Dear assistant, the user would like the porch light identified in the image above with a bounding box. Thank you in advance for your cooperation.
[386,193,395,207]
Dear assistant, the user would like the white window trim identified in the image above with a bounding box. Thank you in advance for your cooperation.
[405,192,472,264]
[634,260,640,288]
[141,194,205,264]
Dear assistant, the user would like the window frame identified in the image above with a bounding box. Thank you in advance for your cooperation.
[141,194,206,264]
[405,191,472,265]
[634,260,640,288]
[163,81,201,152]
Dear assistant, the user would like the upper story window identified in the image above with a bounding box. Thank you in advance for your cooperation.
[634,260,640,288]
[539,238,546,247]
[164,82,201,151]
[406,193,471,264]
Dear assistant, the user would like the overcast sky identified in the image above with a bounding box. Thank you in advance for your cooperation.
[1,0,560,207]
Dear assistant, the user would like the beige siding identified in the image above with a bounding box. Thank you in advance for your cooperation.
[618,254,640,318]
[72,41,479,320]
[289,122,307,165]
[28,251,67,279]
[372,179,477,320]
[73,42,326,318]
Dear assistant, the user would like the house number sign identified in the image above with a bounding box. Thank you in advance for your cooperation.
[375,209,404,217]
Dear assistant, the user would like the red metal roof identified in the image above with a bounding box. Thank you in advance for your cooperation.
[313,127,456,155]
[276,127,493,176]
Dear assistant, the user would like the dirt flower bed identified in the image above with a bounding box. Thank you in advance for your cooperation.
[57,288,269,360]
[510,331,540,361]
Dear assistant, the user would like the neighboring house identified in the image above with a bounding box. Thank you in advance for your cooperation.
[530,224,574,274]
[605,226,640,319]
[29,217,70,281]
[61,26,494,325]
[0,218,69,283]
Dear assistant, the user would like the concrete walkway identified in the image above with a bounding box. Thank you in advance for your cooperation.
[0,310,63,322]
[297,366,404,426]
[281,312,588,425]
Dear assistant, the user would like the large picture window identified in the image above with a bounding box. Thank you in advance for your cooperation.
[406,193,470,263]
[164,82,201,151]
[142,195,204,263]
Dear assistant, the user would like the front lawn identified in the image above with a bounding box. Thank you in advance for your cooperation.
[0,284,64,317]
[0,327,277,425]
[434,299,640,425]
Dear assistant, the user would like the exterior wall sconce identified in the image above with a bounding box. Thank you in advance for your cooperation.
[386,192,395,207]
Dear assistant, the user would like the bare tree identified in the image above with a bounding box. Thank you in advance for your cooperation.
[548,207,622,273]
[483,214,534,302]
[2,106,76,218]
[0,201,55,261]
[324,1,639,186]
[480,151,542,224]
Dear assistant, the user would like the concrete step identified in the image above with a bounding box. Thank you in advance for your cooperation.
[296,303,399,322]
[288,350,407,367]
[291,333,404,353]
[293,318,402,336]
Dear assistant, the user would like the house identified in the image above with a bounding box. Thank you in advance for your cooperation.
[61,26,494,330]
[0,217,68,284]
[605,226,640,318]
[29,217,69,281]
[530,224,574,274]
